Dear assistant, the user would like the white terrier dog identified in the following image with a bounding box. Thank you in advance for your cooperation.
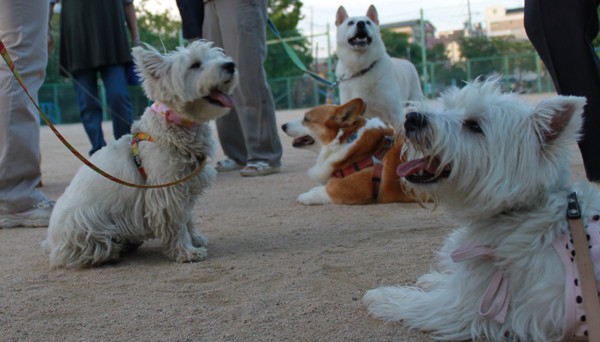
[43,41,238,268]
[363,79,600,341]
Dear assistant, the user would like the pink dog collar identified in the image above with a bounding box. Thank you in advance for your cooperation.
[151,102,198,128]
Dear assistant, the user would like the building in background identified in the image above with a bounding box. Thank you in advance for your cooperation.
[380,19,438,49]
[485,6,526,40]
[437,29,464,64]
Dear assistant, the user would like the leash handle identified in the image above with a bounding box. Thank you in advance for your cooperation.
[1,39,206,189]
[567,192,600,341]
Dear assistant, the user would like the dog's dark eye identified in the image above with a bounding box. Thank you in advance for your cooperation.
[366,21,371,25]
[190,62,201,69]
[347,20,354,26]
[303,116,310,123]
[463,119,483,134]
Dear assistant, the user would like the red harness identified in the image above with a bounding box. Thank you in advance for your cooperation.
[131,132,154,178]
[332,135,394,199]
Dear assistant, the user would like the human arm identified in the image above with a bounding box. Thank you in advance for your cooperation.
[123,0,140,46]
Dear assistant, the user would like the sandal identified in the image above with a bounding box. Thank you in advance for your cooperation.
[215,158,244,172]
[239,161,280,177]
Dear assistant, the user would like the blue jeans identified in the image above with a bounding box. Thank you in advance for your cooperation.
[72,64,133,155]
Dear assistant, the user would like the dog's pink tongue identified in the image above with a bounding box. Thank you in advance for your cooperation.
[396,157,439,177]
[209,90,235,108]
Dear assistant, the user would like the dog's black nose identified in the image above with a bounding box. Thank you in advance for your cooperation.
[222,62,236,74]
[281,123,288,132]
[356,21,365,29]
[404,112,428,133]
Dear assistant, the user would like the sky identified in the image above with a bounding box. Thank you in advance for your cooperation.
[149,0,525,57]
[297,0,524,57]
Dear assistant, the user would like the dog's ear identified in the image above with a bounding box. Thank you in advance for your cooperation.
[366,5,379,25]
[532,96,585,145]
[336,6,349,26]
[332,98,366,126]
[132,45,169,80]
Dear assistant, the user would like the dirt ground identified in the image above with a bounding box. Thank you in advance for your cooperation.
[0,100,588,342]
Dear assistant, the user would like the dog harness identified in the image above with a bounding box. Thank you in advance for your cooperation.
[130,102,200,179]
[554,215,600,340]
[451,215,600,340]
[131,132,154,178]
[332,135,394,199]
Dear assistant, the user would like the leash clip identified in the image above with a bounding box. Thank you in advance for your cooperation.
[567,192,582,219]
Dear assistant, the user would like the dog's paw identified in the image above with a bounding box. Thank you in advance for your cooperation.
[190,232,208,248]
[363,286,423,321]
[175,246,208,263]
[297,186,331,205]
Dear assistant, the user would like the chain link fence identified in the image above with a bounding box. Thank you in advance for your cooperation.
[39,52,556,123]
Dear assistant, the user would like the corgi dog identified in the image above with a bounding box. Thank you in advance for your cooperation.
[282,98,416,205]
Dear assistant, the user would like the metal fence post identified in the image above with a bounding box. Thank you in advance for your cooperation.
[466,60,471,81]
[286,77,292,110]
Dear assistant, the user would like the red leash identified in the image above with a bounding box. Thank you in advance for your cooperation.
[0,40,206,189]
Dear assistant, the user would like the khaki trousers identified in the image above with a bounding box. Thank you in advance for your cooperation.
[0,0,49,213]
[203,0,282,166]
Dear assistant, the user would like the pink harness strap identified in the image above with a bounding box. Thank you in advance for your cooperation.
[451,245,510,324]
[451,216,600,339]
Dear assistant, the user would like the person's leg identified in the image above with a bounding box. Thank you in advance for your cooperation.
[217,0,282,168]
[203,0,247,166]
[525,0,600,181]
[176,0,204,41]
[72,68,106,155]
[0,0,53,225]
[99,64,133,141]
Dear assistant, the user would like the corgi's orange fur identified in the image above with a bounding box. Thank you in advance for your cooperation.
[296,98,416,205]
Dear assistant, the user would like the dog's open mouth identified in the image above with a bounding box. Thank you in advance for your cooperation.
[204,89,235,108]
[396,156,451,183]
[348,31,372,47]
[292,135,315,148]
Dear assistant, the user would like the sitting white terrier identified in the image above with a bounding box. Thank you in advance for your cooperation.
[43,41,238,268]
[363,79,600,341]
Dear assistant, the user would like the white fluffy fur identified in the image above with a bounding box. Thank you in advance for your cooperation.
[363,79,600,341]
[335,5,423,128]
[43,41,238,268]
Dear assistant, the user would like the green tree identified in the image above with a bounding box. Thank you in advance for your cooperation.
[380,30,414,60]
[45,13,62,84]
[381,29,449,64]
[266,0,312,79]
[136,0,181,52]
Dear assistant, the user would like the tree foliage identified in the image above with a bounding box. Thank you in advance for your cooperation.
[380,30,414,60]
[381,29,448,64]
[265,0,313,79]
[136,0,181,52]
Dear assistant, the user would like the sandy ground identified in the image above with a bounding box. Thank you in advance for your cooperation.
[0,101,588,342]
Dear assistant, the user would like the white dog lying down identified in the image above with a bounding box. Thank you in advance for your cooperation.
[43,41,238,268]
[335,5,423,128]
[364,79,600,341]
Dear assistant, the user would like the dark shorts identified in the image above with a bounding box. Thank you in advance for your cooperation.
[176,0,204,40]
